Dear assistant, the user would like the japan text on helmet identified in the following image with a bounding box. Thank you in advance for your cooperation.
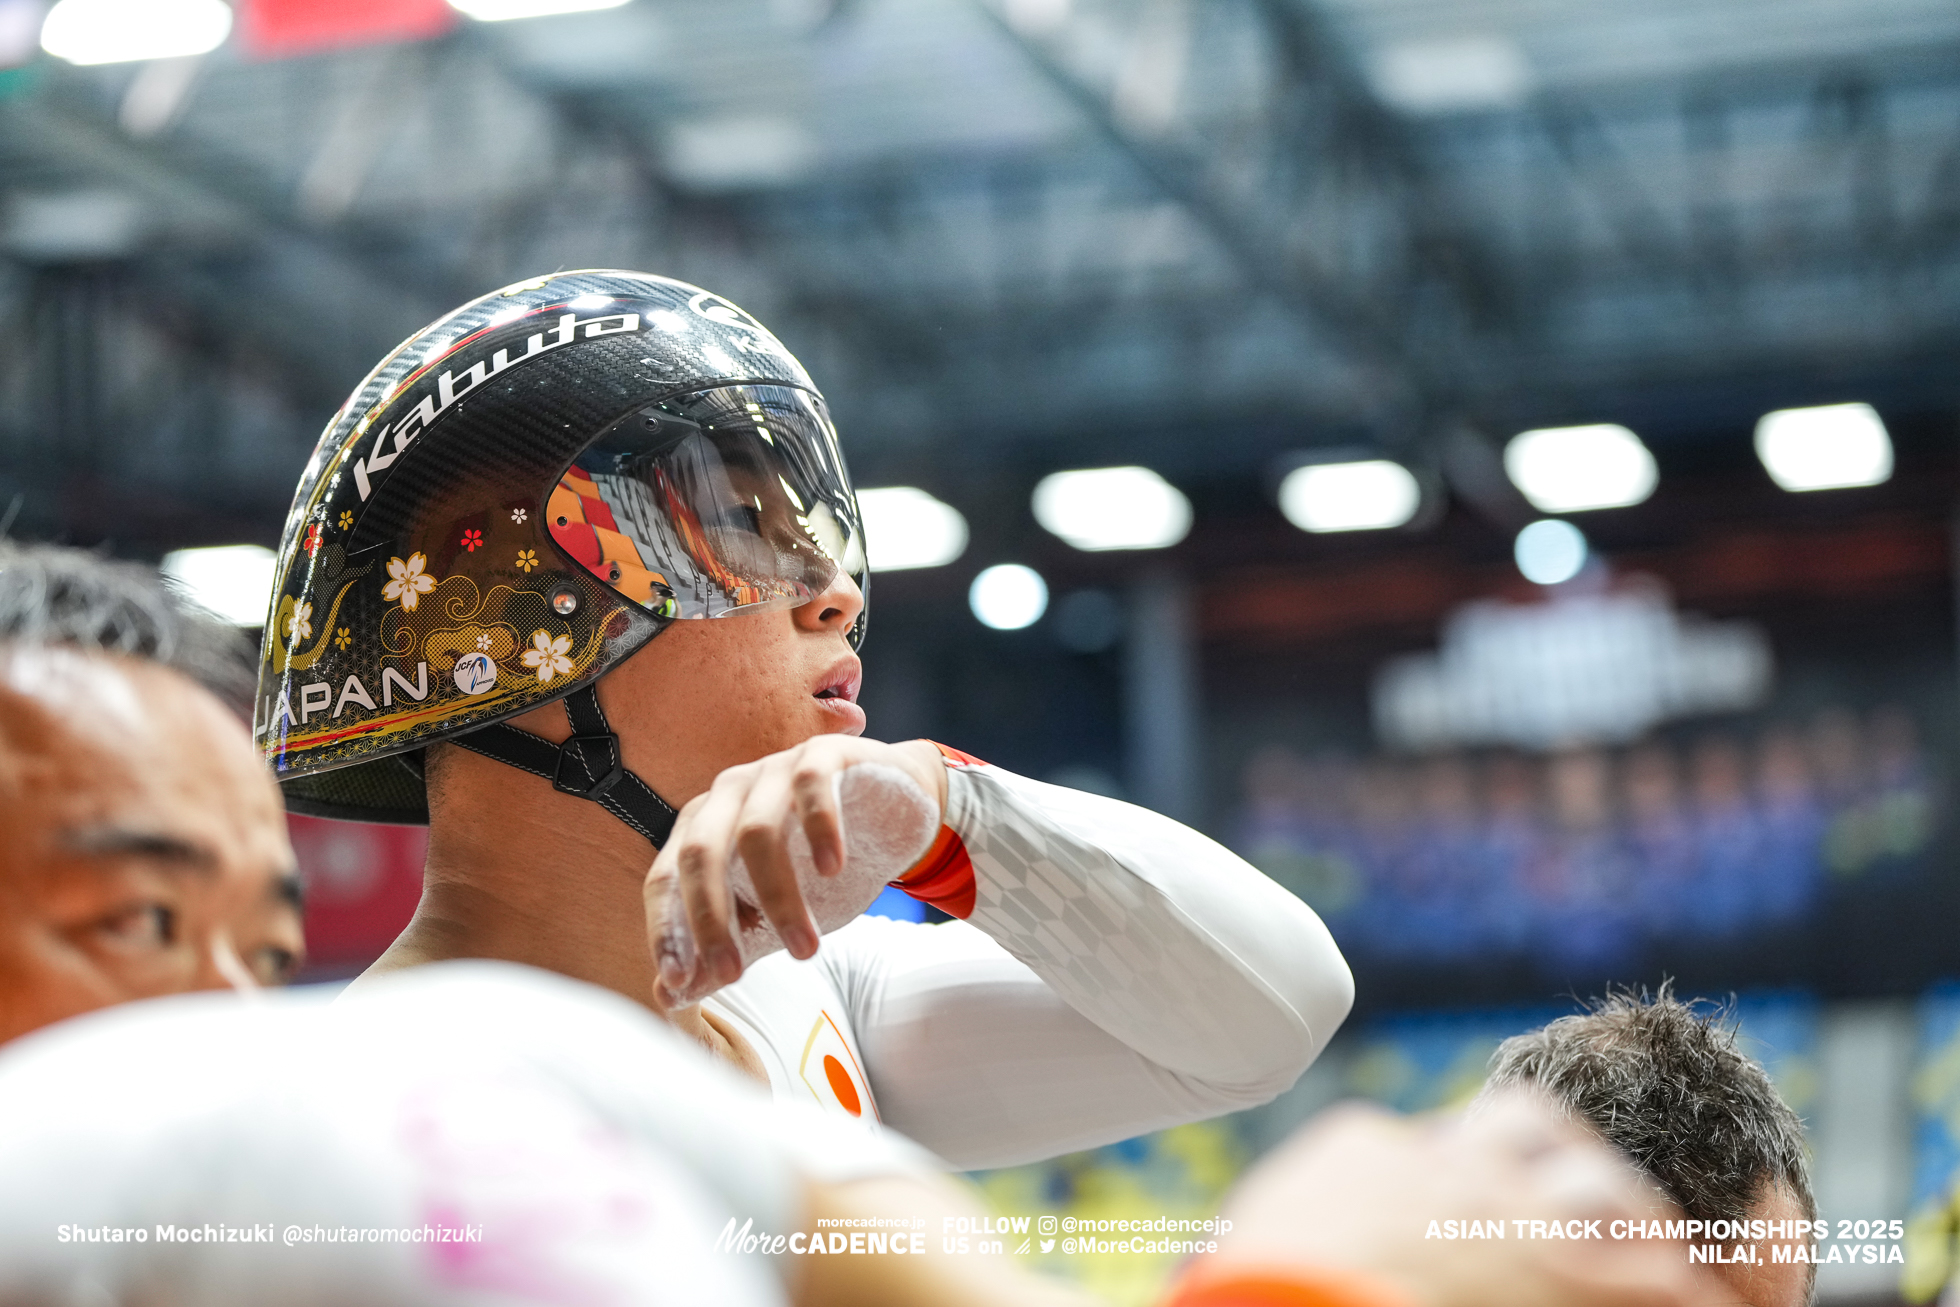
[253,270,868,836]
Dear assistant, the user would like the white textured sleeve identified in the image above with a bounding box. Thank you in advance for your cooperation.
[823,762,1353,1170]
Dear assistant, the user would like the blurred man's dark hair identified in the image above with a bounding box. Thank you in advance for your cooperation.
[1480,984,1814,1307]
[0,542,254,710]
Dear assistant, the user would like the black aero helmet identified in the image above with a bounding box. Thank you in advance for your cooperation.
[254,271,867,843]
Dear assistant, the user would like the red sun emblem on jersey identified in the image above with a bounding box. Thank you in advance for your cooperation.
[822,1054,862,1116]
[799,1012,876,1124]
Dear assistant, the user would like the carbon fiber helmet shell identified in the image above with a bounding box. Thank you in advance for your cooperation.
[254,270,866,824]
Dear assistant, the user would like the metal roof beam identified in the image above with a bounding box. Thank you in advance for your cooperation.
[971,0,1434,415]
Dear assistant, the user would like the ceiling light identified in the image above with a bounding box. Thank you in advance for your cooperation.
[448,0,629,22]
[1754,403,1892,492]
[1004,0,1071,37]
[969,564,1048,631]
[0,0,47,68]
[858,487,968,572]
[1032,466,1191,552]
[1513,519,1587,586]
[5,190,145,262]
[1504,424,1657,513]
[664,114,818,191]
[160,545,278,628]
[41,0,231,64]
[1278,460,1421,533]
[1368,36,1533,116]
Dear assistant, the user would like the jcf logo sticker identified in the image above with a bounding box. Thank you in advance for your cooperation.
[453,652,497,695]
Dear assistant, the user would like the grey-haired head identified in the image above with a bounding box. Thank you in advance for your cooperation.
[1478,984,1816,1307]
[1482,984,1812,1223]
[0,542,255,712]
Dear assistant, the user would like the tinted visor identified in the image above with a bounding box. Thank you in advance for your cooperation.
[548,385,866,628]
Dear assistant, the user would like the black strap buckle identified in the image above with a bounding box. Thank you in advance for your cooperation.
[553,731,624,800]
[453,685,674,846]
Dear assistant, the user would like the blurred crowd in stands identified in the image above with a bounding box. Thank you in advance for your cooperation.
[1234,707,1939,970]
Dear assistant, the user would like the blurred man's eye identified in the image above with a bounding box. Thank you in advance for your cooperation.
[95,904,176,950]
[250,946,298,986]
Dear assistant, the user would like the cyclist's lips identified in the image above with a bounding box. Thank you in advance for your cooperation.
[813,659,865,734]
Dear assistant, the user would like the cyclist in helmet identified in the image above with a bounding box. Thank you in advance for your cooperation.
[257,270,1352,1168]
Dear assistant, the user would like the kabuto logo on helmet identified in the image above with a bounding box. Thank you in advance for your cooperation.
[255,271,865,835]
[349,308,643,501]
[687,291,770,342]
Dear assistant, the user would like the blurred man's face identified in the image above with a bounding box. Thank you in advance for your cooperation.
[1715,1182,1812,1307]
[0,647,302,1045]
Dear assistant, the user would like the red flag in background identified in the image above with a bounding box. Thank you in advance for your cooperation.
[240,0,457,59]
[287,813,426,975]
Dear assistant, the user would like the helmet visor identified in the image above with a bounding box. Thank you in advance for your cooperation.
[547,385,866,624]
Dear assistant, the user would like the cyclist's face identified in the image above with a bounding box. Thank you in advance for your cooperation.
[589,568,868,810]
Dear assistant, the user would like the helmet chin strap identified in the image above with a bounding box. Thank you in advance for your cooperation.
[452,684,679,847]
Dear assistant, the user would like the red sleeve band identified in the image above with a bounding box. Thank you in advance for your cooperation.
[890,741,985,920]
[930,740,987,768]
[894,824,976,920]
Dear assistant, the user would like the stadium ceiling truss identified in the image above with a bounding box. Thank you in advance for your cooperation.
[0,0,1956,546]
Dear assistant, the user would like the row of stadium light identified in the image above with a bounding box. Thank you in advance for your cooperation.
[1501,403,1893,587]
[934,402,1897,625]
[164,403,1897,633]
[897,402,1894,565]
